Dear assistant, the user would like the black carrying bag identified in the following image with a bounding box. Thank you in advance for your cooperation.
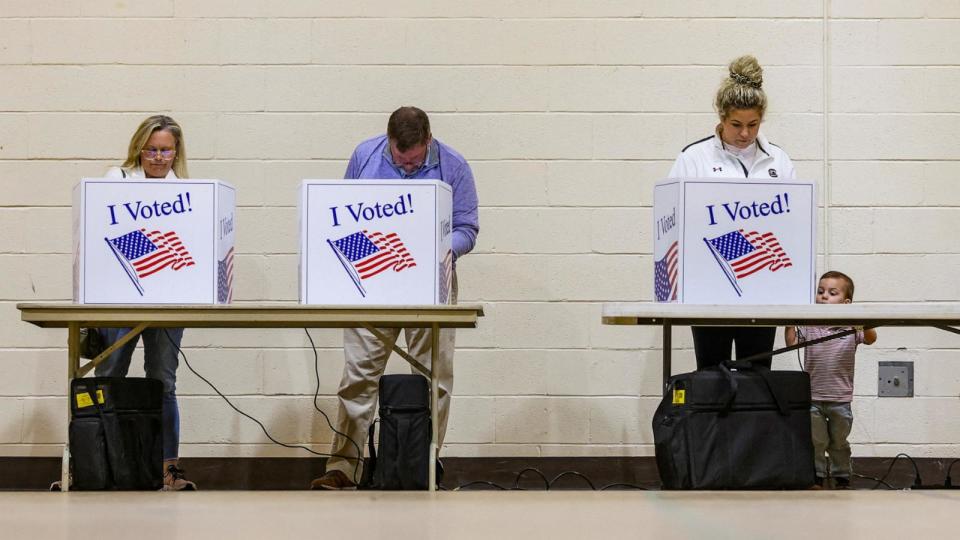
[69,377,164,490]
[79,327,107,360]
[652,361,815,490]
[363,374,431,490]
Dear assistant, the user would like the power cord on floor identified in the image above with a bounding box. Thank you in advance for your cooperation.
[513,467,549,490]
[945,458,960,488]
[599,483,649,491]
[453,467,648,491]
[165,328,364,485]
[869,453,922,490]
[852,472,895,490]
[449,454,956,492]
[549,471,596,490]
[454,480,510,491]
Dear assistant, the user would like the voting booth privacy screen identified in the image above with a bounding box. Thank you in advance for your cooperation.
[73,179,236,304]
[653,178,816,304]
[299,180,453,305]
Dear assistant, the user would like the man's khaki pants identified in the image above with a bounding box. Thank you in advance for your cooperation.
[325,273,457,479]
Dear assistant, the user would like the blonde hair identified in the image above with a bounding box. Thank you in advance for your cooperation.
[122,115,188,178]
[714,55,767,120]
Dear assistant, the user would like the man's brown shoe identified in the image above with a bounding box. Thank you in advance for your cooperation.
[310,470,357,490]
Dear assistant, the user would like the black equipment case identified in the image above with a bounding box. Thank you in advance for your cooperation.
[69,377,164,490]
[363,374,432,490]
[652,361,815,489]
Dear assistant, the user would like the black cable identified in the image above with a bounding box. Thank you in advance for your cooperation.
[945,458,960,487]
[904,454,923,487]
[871,457,902,490]
[599,483,649,491]
[164,329,362,474]
[853,472,894,490]
[304,328,364,485]
[454,481,509,491]
[512,467,549,490]
[456,470,648,491]
[871,453,922,490]
[548,471,596,490]
[794,327,805,371]
[740,325,869,365]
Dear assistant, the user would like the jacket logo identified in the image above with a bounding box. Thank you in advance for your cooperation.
[768,168,778,178]
[713,166,723,172]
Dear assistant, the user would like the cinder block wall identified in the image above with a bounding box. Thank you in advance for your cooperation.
[1,2,958,458]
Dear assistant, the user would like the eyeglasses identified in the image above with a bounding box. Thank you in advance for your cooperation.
[393,157,425,170]
[141,148,176,160]
[390,144,428,170]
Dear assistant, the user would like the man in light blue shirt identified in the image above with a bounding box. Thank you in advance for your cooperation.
[312,106,479,490]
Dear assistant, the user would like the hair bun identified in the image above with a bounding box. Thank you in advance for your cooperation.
[714,55,767,118]
[728,55,763,89]
[729,72,760,88]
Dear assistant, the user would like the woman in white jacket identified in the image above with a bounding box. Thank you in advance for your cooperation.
[97,115,196,490]
[669,55,796,369]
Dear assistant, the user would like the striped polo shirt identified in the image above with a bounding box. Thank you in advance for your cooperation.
[797,326,864,402]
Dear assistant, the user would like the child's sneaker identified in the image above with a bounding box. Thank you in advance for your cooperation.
[834,476,851,489]
[162,464,197,491]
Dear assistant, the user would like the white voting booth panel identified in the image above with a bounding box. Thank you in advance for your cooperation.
[653,178,815,304]
[73,178,236,304]
[299,180,453,305]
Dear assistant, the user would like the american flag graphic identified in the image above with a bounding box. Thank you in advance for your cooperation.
[438,249,454,304]
[654,240,678,302]
[328,230,416,297]
[106,229,195,295]
[217,247,234,303]
[705,229,792,296]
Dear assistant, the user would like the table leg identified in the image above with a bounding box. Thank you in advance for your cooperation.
[429,323,439,493]
[934,324,960,336]
[662,322,672,392]
[360,323,430,377]
[77,323,148,377]
[63,323,81,492]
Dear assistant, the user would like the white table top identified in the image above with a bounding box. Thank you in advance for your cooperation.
[17,303,484,329]
[601,302,960,327]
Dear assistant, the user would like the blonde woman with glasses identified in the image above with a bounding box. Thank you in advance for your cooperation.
[107,114,187,180]
[97,115,196,490]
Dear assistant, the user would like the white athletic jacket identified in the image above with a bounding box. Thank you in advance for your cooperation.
[668,131,795,180]
[104,166,178,180]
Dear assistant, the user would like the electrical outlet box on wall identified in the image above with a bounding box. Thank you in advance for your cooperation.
[878,361,914,397]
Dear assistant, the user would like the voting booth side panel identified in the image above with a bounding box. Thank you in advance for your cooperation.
[298,183,307,303]
[678,179,816,305]
[435,186,453,304]
[215,182,237,304]
[300,180,451,305]
[75,179,225,304]
[72,183,83,302]
[653,181,681,303]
